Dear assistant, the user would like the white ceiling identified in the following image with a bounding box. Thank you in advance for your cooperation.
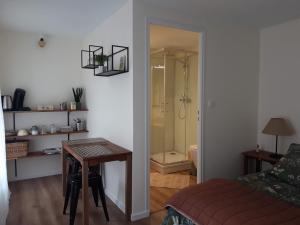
[0,0,127,37]
[1,0,300,37]
[143,0,300,28]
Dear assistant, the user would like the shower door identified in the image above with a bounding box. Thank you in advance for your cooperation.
[174,57,189,163]
[151,52,191,165]
[150,54,167,164]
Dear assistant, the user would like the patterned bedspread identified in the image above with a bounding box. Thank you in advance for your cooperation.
[238,170,300,206]
[161,172,300,225]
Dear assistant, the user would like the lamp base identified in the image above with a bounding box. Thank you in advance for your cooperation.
[269,153,282,159]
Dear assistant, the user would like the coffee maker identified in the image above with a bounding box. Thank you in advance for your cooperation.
[12,88,26,111]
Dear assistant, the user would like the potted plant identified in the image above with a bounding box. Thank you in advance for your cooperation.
[72,88,83,110]
[95,54,108,73]
[94,54,108,66]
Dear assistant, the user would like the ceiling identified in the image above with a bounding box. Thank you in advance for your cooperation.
[1,0,300,37]
[150,25,199,52]
[143,0,300,28]
[0,0,127,37]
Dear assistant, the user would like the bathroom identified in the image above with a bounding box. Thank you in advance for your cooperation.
[149,24,200,212]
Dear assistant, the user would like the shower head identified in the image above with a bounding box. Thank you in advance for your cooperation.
[153,65,165,69]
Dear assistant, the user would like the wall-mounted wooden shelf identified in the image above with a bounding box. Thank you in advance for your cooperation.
[7,151,61,161]
[6,130,88,139]
[4,108,88,177]
[4,109,88,113]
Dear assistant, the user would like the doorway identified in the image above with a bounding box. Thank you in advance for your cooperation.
[147,23,204,213]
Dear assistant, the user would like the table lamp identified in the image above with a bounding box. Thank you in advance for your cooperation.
[262,118,293,158]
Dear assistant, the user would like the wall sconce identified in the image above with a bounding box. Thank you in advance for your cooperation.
[38,37,46,48]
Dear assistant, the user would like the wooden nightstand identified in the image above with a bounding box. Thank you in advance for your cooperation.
[242,150,283,175]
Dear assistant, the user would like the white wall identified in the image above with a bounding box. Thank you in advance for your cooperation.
[132,0,259,219]
[203,26,259,178]
[0,1,260,220]
[258,18,300,154]
[82,0,133,214]
[0,30,85,181]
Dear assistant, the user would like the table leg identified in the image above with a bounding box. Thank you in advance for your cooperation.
[82,161,89,225]
[256,159,262,172]
[243,156,248,175]
[125,154,132,221]
[62,148,67,196]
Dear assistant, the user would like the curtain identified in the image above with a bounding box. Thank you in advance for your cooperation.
[0,90,9,225]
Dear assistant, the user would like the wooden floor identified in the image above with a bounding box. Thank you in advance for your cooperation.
[150,172,197,213]
[7,175,166,225]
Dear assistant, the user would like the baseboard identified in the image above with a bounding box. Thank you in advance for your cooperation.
[104,188,125,213]
[131,210,150,221]
[105,188,150,221]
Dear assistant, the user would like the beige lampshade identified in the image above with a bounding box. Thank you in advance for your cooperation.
[262,118,293,136]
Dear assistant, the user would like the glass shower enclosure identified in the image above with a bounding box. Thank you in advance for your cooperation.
[150,49,198,171]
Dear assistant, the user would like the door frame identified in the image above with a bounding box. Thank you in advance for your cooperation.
[144,17,206,211]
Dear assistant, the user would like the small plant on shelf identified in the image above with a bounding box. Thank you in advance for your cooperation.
[94,54,108,66]
[72,88,83,110]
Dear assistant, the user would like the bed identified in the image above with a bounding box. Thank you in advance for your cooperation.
[161,143,300,225]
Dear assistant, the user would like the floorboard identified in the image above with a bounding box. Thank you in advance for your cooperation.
[150,171,197,213]
[6,175,166,225]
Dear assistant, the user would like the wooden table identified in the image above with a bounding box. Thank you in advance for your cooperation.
[242,149,282,175]
[62,138,132,225]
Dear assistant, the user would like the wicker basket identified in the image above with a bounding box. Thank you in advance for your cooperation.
[6,140,29,159]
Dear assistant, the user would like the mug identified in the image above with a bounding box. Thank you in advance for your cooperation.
[60,102,67,110]
[70,102,76,110]
[40,125,47,135]
[49,124,56,134]
[31,126,39,135]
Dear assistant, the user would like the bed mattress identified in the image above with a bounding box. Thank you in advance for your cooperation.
[163,177,300,225]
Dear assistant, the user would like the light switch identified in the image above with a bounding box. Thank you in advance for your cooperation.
[207,100,215,108]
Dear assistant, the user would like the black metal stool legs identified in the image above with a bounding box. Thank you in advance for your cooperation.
[91,182,99,207]
[98,176,109,221]
[69,180,80,225]
[63,178,100,214]
[63,179,71,214]
[63,157,109,224]
[63,162,75,214]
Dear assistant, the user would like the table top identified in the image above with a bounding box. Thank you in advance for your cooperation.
[242,149,283,164]
[63,138,132,161]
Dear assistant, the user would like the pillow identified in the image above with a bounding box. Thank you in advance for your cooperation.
[268,143,300,187]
